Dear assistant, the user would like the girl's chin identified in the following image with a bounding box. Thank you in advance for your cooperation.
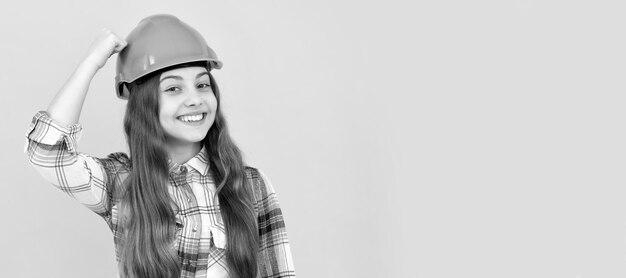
[165,133,209,146]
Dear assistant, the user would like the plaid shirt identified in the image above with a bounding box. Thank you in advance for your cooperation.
[24,111,296,278]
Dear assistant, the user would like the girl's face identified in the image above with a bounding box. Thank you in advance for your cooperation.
[158,66,217,149]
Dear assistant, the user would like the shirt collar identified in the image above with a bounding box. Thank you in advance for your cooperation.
[167,146,210,176]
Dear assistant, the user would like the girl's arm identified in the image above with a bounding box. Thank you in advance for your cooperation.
[47,28,126,126]
[255,170,297,278]
[25,29,128,220]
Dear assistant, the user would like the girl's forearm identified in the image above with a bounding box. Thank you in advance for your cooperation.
[46,28,127,127]
[47,59,99,126]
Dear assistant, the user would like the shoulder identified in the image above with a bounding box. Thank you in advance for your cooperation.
[106,152,131,165]
[92,152,132,175]
[244,166,276,202]
[244,166,265,193]
[244,166,261,180]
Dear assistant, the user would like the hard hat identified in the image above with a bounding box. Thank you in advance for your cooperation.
[115,14,223,99]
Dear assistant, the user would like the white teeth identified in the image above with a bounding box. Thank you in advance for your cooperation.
[178,113,204,122]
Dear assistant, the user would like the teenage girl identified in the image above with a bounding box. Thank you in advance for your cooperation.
[24,14,296,278]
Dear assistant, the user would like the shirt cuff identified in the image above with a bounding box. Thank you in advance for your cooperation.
[24,111,83,154]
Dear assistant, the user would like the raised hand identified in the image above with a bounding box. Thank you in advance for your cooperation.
[83,28,127,70]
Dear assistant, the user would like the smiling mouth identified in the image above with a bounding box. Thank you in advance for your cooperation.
[177,113,207,122]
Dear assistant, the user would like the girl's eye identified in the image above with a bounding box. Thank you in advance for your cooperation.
[164,86,181,93]
[197,83,211,89]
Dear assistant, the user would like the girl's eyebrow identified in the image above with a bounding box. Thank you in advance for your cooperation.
[160,75,182,82]
[160,72,209,83]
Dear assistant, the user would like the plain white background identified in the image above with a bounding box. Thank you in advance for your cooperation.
[1,0,626,277]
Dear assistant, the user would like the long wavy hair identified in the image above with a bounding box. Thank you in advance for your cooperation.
[119,62,259,278]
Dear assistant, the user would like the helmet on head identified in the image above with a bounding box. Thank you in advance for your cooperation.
[115,14,223,99]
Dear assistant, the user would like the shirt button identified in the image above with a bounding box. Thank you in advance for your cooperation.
[179,166,186,173]
[187,198,192,203]
[192,227,197,232]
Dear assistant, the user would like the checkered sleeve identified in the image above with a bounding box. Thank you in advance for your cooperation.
[24,111,112,217]
[256,169,296,278]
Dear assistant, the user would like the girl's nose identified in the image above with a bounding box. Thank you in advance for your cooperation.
[184,89,203,107]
